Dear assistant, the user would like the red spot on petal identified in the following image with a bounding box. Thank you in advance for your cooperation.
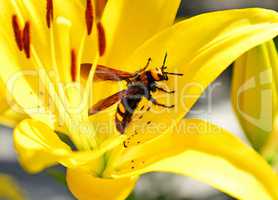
[12,15,23,51]
[97,22,106,57]
[23,22,31,58]
[71,49,77,82]
[46,0,54,28]
[86,0,94,35]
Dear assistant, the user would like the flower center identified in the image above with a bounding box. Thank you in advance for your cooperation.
[9,0,112,151]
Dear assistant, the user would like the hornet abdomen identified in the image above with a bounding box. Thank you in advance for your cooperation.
[115,96,142,134]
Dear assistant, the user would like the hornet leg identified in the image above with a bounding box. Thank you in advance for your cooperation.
[149,97,174,108]
[155,86,175,94]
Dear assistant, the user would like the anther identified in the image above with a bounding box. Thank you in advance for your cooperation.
[96,0,107,17]
[23,22,31,58]
[12,15,23,51]
[71,49,77,82]
[46,0,54,28]
[85,0,94,35]
[97,22,106,56]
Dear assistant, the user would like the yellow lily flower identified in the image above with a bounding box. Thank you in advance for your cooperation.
[0,174,25,200]
[1,0,278,200]
[231,40,278,154]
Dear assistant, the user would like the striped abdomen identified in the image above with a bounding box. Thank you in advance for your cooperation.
[115,96,142,134]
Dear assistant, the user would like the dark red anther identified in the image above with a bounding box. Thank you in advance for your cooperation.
[12,15,23,51]
[71,49,77,82]
[46,0,54,28]
[97,22,106,57]
[85,0,94,35]
[96,0,107,17]
[23,22,31,58]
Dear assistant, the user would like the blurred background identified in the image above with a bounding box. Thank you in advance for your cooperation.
[1,1,278,200]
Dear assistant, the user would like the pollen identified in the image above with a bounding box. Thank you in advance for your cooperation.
[97,22,106,56]
[71,49,77,82]
[123,141,129,148]
[12,15,23,51]
[23,22,31,58]
[85,0,94,35]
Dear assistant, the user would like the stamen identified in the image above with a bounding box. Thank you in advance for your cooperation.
[71,49,77,82]
[96,0,107,17]
[85,0,94,35]
[46,0,54,28]
[97,22,106,56]
[23,22,31,58]
[12,15,23,51]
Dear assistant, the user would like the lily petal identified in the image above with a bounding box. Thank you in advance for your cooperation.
[0,30,57,128]
[0,109,27,128]
[14,119,123,173]
[231,40,278,150]
[110,119,278,200]
[67,168,137,200]
[95,8,278,145]
[0,77,26,128]
[0,79,9,114]
[100,0,181,66]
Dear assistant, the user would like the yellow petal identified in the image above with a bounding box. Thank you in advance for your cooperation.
[110,119,278,200]
[0,78,26,128]
[14,119,123,173]
[231,40,278,150]
[0,174,25,200]
[0,32,56,128]
[0,1,91,117]
[262,116,278,170]
[0,79,9,114]
[100,0,181,66]
[90,0,181,120]
[67,168,137,200]
[0,109,27,128]
[94,8,278,145]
